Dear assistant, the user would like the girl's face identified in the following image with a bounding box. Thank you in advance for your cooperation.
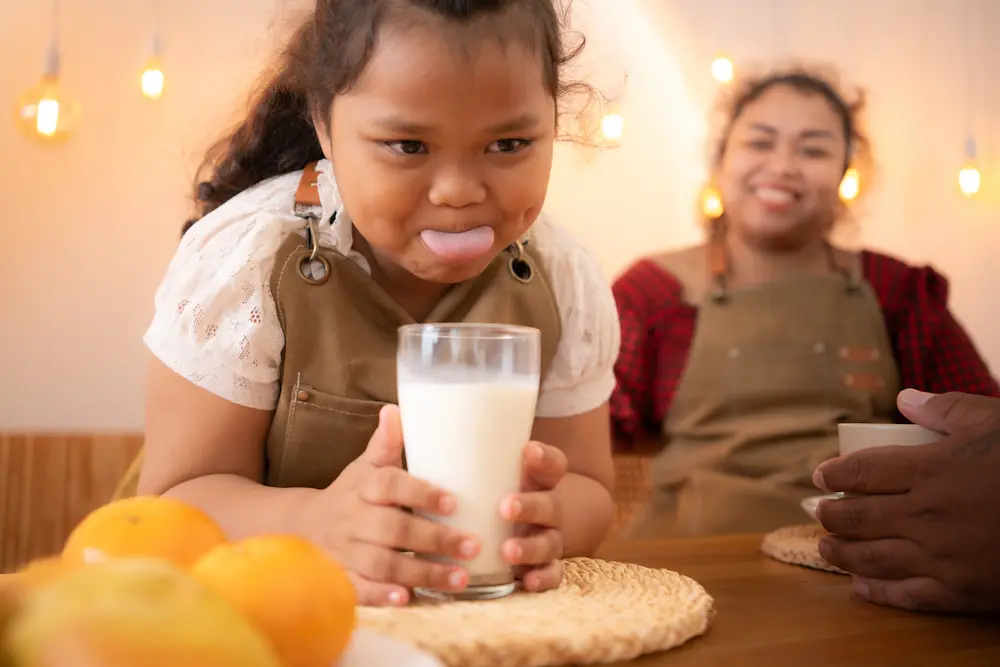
[716,84,849,250]
[320,20,556,286]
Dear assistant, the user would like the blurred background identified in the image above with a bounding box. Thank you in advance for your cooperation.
[1,0,998,433]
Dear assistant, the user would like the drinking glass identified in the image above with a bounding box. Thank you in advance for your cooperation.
[397,323,541,601]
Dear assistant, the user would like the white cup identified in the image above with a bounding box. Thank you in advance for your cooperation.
[397,323,541,602]
[837,422,943,457]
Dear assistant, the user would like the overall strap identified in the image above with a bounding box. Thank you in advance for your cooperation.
[708,219,860,302]
[291,162,334,285]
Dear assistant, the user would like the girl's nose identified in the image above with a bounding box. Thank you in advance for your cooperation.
[428,164,487,208]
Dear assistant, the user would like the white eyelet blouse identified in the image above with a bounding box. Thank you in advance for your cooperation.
[143,159,621,418]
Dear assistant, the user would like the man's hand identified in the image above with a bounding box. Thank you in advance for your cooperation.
[814,388,1000,614]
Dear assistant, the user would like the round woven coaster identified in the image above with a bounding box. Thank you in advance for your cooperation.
[357,557,713,667]
[761,524,847,575]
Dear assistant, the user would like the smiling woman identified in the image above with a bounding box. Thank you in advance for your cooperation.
[610,63,999,540]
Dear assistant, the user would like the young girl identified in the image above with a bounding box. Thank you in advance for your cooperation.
[611,66,998,539]
[133,0,619,607]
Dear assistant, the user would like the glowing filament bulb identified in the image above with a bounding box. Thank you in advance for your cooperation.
[959,163,981,197]
[141,35,165,100]
[35,97,60,136]
[711,56,734,84]
[141,59,165,99]
[959,138,981,197]
[601,113,624,140]
[839,167,860,201]
[14,74,81,143]
[701,185,723,218]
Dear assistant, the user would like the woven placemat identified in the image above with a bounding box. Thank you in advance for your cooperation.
[761,524,846,574]
[357,557,713,667]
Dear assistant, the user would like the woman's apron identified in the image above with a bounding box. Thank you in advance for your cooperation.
[627,236,901,538]
[114,163,562,497]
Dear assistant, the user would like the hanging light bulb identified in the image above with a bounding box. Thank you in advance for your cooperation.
[711,55,734,84]
[13,1,81,143]
[701,184,724,218]
[600,112,624,141]
[140,34,165,99]
[839,167,860,202]
[959,164,981,197]
[958,138,981,197]
[13,47,81,144]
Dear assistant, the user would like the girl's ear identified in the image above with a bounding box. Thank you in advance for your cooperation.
[311,107,333,160]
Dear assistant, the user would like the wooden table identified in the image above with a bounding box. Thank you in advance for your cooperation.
[596,533,1000,666]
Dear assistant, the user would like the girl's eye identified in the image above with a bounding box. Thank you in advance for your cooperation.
[746,139,772,150]
[489,139,532,154]
[384,140,427,155]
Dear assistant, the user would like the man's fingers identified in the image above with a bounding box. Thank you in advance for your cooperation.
[815,493,910,539]
[818,535,926,580]
[851,575,963,614]
[814,445,924,495]
[897,389,999,436]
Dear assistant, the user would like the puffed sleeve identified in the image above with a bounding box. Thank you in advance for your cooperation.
[143,187,306,409]
[530,218,621,418]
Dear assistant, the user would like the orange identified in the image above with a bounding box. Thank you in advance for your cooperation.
[191,535,357,667]
[1,572,24,641]
[62,497,227,569]
[2,558,281,667]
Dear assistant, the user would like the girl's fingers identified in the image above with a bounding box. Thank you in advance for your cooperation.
[501,491,561,528]
[343,542,469,594]
[503,528,563,565]
[517,559,564,593]
[521,442,568,491]
[345,569,410,607]
[354,505,479,560]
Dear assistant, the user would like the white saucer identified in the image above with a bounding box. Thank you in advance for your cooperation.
[800,493,843,521]
[338,629,442,667]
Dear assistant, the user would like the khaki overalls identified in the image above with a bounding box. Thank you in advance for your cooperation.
[628,231,901,538]
[115,163,561,497]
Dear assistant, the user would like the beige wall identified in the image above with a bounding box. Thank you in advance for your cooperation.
[2,0,998,431]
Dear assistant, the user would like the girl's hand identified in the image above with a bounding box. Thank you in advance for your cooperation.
[298,405,481,607]
[500,441,568,592]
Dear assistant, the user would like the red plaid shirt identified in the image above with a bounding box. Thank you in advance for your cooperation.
[611,250,1000,440]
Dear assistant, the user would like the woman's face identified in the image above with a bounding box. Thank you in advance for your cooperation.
[716,84,849,250]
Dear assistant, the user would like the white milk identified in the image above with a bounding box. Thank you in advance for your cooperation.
[398,375,538,578]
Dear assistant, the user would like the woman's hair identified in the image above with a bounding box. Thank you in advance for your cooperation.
[183,0,589,233]
[703,63,874,224]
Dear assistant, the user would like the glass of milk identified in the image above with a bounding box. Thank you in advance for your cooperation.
[397,323,540,601]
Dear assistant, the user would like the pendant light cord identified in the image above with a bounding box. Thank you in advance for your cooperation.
[151,0,162,55]
[963,0,977,159]
[43,0,61,77]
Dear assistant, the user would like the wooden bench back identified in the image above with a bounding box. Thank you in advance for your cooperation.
[0,434,142,573]
[609,453,653,539]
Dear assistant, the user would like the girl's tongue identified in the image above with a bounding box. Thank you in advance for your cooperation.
[419,226,495,261]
